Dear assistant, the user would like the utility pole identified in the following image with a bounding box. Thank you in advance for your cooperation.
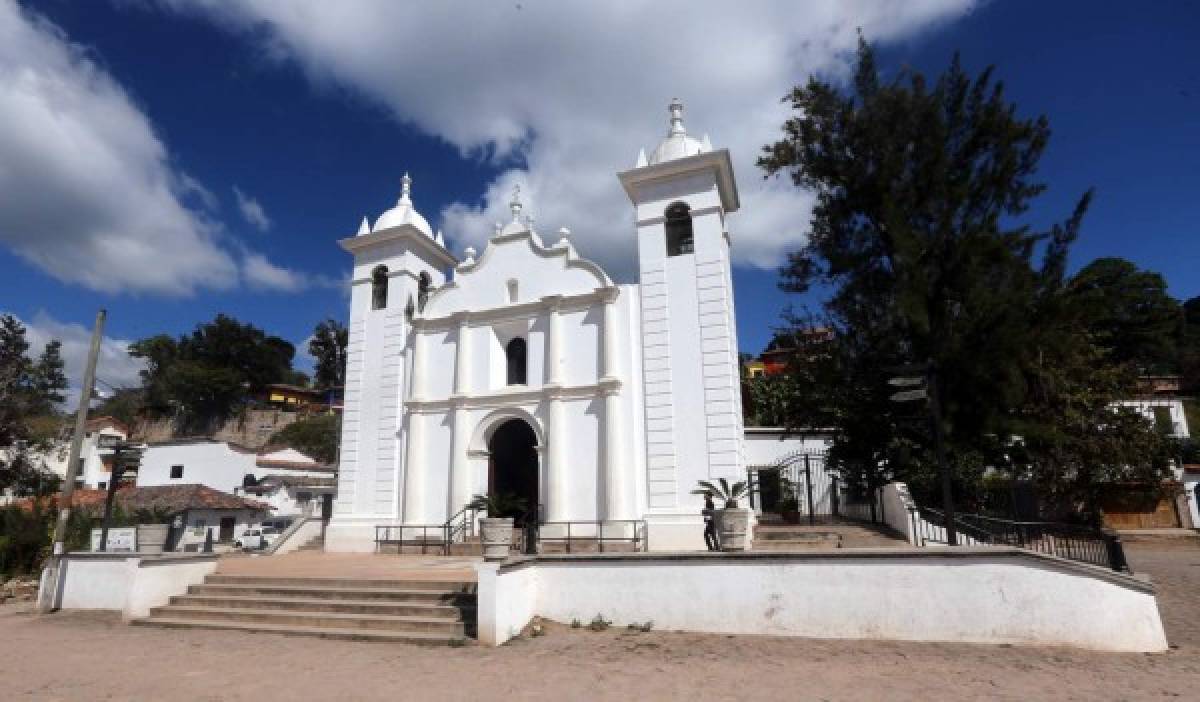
[38,309,105,613]
[926,366,957,546]
[888,360,957,546]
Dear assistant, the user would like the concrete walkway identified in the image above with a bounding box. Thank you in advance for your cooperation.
[216,551,480,582]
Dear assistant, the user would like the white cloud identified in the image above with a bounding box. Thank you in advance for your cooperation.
[15,310,146,406]
[156,0,974,279]
[0,0,242,295]
[232,185,271,232]
[240,250,308,292]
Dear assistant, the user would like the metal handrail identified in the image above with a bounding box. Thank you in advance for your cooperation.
[375,503,480,556]
[374,523,453,555]
[910,506,1128,572]
[535,519,648,553]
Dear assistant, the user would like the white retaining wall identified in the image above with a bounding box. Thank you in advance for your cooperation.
[47,553,219,620]
[476,550,1167,652]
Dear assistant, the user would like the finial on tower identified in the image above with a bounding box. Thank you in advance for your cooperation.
[400,172,412,203]
[668,98,686,136]
[509,184,523,222]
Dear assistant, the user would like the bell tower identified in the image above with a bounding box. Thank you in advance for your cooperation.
[618,100,745,549]
[327,174,458,551]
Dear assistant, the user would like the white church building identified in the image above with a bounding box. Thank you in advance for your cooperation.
[327,101,759,552]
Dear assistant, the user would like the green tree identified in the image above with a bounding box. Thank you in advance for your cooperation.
[269,413,340,464]
[129,314,300,430]
[31,339,67,412]
[758,39,1173,517]
[1066,257,1180,373]
[309,318,348,390]
[1179,296,1200,394]
[0,314,68,497]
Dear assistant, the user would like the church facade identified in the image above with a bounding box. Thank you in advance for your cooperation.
[326,102,748,552]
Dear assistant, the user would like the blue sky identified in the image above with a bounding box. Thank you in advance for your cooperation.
[1,1,1197,392]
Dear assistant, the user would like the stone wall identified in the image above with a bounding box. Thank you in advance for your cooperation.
[133,409,302,449]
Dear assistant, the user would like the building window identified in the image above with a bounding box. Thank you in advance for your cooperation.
[371,265,389,310]
[170,464,184,480]
[507,279,518,303]
[664,201,694,256]
[297,491,313,502]
[243,474,257,488]
[98,482,106,491]
[506,337,527,386]
[418,271,432,312]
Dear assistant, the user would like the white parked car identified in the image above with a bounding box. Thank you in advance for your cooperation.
[235,526,283,551]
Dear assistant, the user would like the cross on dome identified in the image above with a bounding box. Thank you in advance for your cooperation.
[645,98,712,166]
[371,171,433,237]
[668,97,686,136]
[510,184,523,222]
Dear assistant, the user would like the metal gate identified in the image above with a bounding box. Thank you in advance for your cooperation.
[748,450,836,524]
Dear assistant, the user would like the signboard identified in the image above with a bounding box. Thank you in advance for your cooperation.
[90,527,137,552]
[889,388,928,402]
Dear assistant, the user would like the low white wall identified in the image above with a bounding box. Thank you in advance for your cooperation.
[476,563,539,645]
[48,553,219,620]
[124,557,220,619]
[476,550,1167,652]
[878,482,917,544]
[58,555,137,610]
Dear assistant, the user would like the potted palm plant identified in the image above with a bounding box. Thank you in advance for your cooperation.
[467,493,528,561]
[692,478,751,551]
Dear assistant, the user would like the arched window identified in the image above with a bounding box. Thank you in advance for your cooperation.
[664,201,694,257]
[417,271,432,312]
[505,337,527,386]
[371,265,389,310]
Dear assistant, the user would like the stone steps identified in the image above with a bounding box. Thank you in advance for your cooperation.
[167,594,473,618]
[132,617,464,645]
[189,583,473,603]
[134,573,477,645]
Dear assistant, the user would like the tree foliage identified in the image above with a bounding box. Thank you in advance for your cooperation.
[269,413,340,465]
[309,318,348,390]
[0,314,68,498]
[757,39,1177,518]
[129,314,298,430]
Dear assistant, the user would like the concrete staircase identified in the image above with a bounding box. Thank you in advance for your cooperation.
[753,525,842,550]
[295,534,325,552]
[133,574,476,645]
[753,521,911,551]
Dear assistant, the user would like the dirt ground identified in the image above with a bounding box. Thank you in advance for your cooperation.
[3,543,1199,701]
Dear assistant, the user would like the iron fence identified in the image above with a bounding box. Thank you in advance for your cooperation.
[374,523,454,555]
[911,507,1128,572]
[532,519,648,553]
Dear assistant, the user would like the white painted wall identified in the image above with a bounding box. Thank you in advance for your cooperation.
[50,553,219,619]
[475,551,1167,652]
[138,441,256,493]
[743,430,831,467]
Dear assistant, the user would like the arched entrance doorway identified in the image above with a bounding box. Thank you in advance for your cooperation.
[488,419,539,525]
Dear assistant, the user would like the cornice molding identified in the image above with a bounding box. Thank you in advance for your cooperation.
[407,379,621,412]
[414,286,619,331]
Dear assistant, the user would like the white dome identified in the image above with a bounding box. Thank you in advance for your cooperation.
[647,99,711,165]
[372,173,433,238]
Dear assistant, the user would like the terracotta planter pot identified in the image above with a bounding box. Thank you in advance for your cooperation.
[136,524,169,555]
[479,517,515,561]
[717,508,751,552]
